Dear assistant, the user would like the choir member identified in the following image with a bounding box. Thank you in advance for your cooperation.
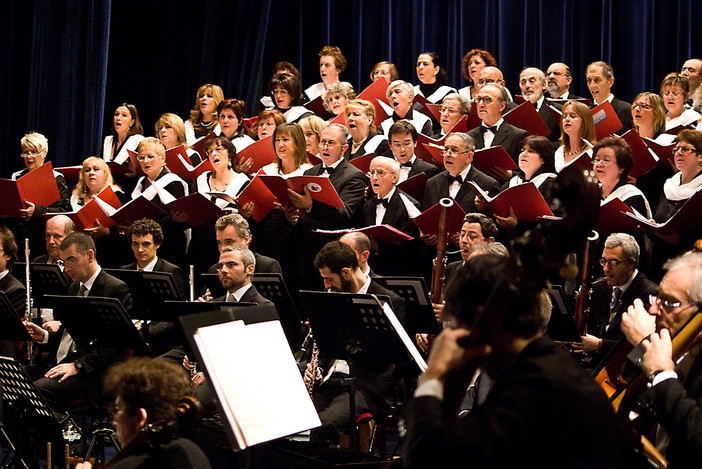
[299,115,326,156]
[380,80,433,136]
[414,52,456,104]
[369,61,399,83]
[388,120,440,183]
[323,82,355,120]
[102,103,145,165]
[305,46,352,102]
[554,100,596,172]
[457,49,497,101]
[344,98,391,159]
[585,61,633,131]
[184,83,223,143]
[155,113,202,164]
[216,98,255,153]
[254,109,285,140]
[269,72,313,123]
[438,93,470,137]
[661,73,700,131]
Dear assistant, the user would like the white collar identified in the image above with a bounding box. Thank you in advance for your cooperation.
[138,256,159,272]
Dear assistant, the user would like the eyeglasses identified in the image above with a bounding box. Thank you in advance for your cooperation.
[206,146,227,156]
[649,294,697,313]
[319,140,339,148]
[476,79,496,86]
[20,150,46,158]
[367,170,390,178]
[391,141,414,149]
[439,107,459,114]
[598,258,628,267]
[663,90,684,97]
[136,154,159,161]
[673,145,699,155]
[592,158,615,166]
[474,96,499,104]
[441,147,471,156]
[632,102,653,110]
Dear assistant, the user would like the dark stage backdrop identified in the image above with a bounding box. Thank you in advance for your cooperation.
[0,0,699,177]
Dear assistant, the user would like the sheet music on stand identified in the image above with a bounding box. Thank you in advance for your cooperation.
[0,356,69,467]
[373,276,441,335]
[300,291,427,372]
[178,306,320,450]
[12,262,70,308]
[44,295,149,353]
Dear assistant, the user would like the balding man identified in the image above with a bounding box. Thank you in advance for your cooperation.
[681,58,702,112]
[34,215,75,264]
[519,67,562,141]
[546,62,583,101]
[476,67,516,111]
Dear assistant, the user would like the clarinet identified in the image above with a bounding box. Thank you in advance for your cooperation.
[306,340,319,397]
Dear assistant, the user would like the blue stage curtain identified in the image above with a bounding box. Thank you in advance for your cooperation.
[1,0,700,176]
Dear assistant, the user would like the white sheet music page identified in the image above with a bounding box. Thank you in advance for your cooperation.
[380,302,428,372]
[194,319,321,449]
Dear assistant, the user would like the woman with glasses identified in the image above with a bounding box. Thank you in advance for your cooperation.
[8,132,70,257]
[554,100,597,172]
[253,109,285,141]
[131,138,189,267]
[632,93,667,140]
[187,136,251,276]
[661,73,701,132]
[343,99,391,160]
[458,49,497,101]
[654,129,702,223]
[184,84,223,144]
[268,73,313,124]
[102,103,145,166]
[369,61,399,84]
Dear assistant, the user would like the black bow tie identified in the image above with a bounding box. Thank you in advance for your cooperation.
[480,125,498,134]
[376,198,390,208]
[320,166,334,175]
[447,174,463,184]
[400,161,413,168]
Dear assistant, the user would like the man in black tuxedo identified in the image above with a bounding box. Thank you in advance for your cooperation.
[621,253,702,466]
[388,120,440,183]
[546,62,584,101]
[519,67,562,141]
[0,227,26,358]
[25,232,132,409]
[467,83,529,181]
[403,254,641,468]
[572,233,657,368]
[32,214,74,265]
[214,214,281,274]
[586,61,633,131]
[363,156,422,277]
[422,131,500,215]
[214,246,272,305]
[307,241,405,442]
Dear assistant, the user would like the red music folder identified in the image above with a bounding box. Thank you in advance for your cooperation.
[503,101,551,137]
[417,135,446,166]
[126,150,146,178]
[235,136,276,174]
[357,77,390,105]
[314,224,415,243]
[595,197,638,235]
[0,162,61,218]
[471,146,519,173]
[411,200,466,237]
[348,153,376,174]
[397,173,428,201]
[165,145,214,181]
[303,96,327,118]
[469,181,553,221]
[643,138,676,172]
[231,175,277,223]
[259,175,345,208]
[54,165,82,181]
[191,131,219,159]
[619,130,659,178]
[61,186,122,230]
[624,192,702,237]
[109,196,166,227]
[166,192,224,228]
[591,100,623,140]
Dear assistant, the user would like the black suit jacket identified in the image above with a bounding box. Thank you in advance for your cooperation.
[0,272,26,316]
[303,160,368,230]
[403,337,640,468]
[467,121,530,163]
[586,272,657,360]
[422,167,500,213]
[537,99,563,142]
[215,284,273,306]
[121,258,187,301]
[253,252,283,274]
[407,157,441,180]
[610,96,633,132]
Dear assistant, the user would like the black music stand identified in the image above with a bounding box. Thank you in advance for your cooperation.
[0,292,32,342]
[251,273,304,350]
[545,285,581,342]
[44,295,149,354]
[0,356,67,468]
[373,276,440,335]
[104,269,183,320]
[12,262,70,308]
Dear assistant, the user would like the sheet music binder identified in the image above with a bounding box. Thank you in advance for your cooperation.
[373,276,440,335]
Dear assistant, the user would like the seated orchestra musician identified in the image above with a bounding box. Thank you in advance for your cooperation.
[0,227,26,359]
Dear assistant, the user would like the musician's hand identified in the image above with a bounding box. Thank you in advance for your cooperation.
[420,231,437,245]
[191,372,206,389]
[621,298,656,346]
[75,462,92,469]
[45,363,78,382]
[432,302,445,322]
[19,201,36,221]
[234,156,254,174]
[415,333,434,353]
[421,328,490,386]
[288,186,312,210]
[495,207,518,230]
[238,202,255,218]
[571,334,602,353]
[449,231,461,245]
[171,210,189,223]
[183,355,195,371]
[43,320,61,333]
[304,362,322,384]
[25,321,47,341]
[641,329,675,378]
[84,221,109,239]
[198,289,213,303]
[474,193,488,212]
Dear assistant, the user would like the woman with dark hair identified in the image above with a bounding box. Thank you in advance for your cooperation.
[260,61,301,109]
[269,73,313,123]
[259,123,312,176]
[305,46,353,102]
[479,136,557,230]
[413,52,456,104]
[370,61,399,83]
[458,49,498,101]
[343,99,391,159]
[187,136,251,275]
[661,73,700,131]
[593,136,651,218]
[102,103,145,165]
[654,129,702,223]
[184,84,224,143]
[217,98,254,152]
[253,109,286,140]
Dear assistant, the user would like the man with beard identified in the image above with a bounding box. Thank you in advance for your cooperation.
[519,67,562,141]
[546,62,583,101]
